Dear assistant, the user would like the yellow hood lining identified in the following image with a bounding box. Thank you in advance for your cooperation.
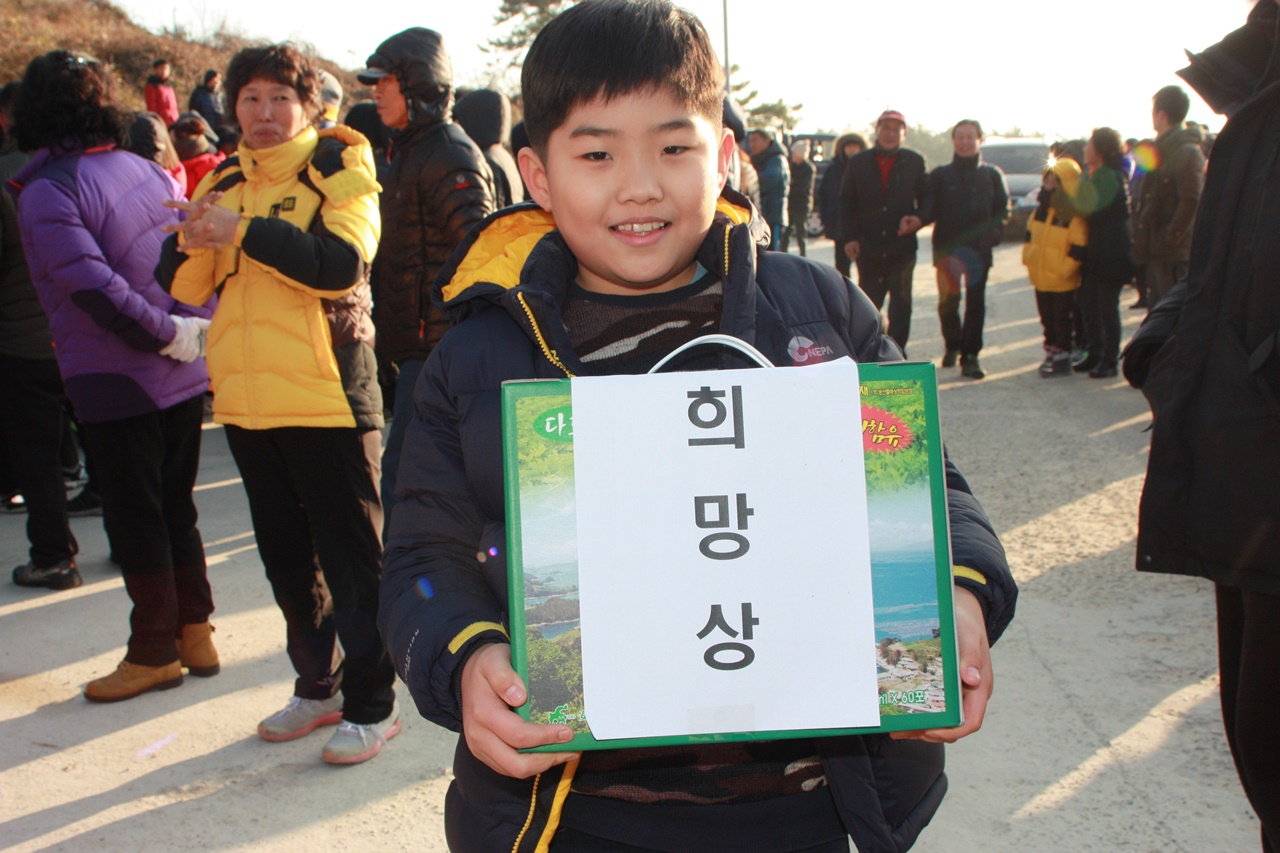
[439,197,751,304]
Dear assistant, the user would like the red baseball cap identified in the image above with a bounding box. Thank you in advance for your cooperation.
[877,110,907,127]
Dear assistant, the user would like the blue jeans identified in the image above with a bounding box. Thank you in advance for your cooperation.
[380,357,425,537]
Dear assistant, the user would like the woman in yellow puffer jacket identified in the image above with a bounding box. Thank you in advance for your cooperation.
[157,44,400,766]
[1023,157,1088,377]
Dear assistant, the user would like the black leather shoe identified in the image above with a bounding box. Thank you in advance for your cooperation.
[941,348,960,368]
[1088,362,1117,378]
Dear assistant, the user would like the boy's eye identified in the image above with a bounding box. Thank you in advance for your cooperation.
[663,146,689,155]
[582,151,611,162]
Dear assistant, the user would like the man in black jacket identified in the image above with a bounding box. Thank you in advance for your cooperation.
[358,28,496,529]
[1125,2,1280,845]
[840,110,929,353]
[924,120,1008,379]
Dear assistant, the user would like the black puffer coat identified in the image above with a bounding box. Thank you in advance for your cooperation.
[379,190,1016,853]
[368,29,495,364]
[839,146,929,262]
[925,155,1009,266]
[1131,0,1280,595]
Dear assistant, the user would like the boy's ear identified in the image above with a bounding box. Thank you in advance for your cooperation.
[518,146,553,213]
[715,126,735,193]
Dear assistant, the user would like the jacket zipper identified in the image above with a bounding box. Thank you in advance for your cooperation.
[723,222,731,277]
[511,772,540,853]
[516,292,575,377]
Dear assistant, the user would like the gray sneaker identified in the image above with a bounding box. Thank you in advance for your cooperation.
[321,703,401,765]
[257,694,344,742]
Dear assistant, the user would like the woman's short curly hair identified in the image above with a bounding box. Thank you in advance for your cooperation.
[224,44,324,129]
[12,50,129,152]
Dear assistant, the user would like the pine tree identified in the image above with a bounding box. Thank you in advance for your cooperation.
[486,0,575,69]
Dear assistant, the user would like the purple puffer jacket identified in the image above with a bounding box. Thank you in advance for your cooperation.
[9,141,214,423]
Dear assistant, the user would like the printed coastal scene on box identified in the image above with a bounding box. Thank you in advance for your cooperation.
[502,362,957,749]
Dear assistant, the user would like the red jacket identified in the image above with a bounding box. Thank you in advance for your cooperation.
[180,151,225,200]
[144,78,179,127]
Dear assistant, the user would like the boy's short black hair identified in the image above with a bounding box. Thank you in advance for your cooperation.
[521,0,724,155]
[1152,85,1191,127]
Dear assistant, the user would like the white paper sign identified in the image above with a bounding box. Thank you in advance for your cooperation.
[571,358,879,740]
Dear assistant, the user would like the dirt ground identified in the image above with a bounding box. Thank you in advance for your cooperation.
[0,236,1262,852]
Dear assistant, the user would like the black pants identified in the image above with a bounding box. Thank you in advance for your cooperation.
[1035,290,1075,354]
[935,250,989,357]
[1146,260,1189,309]
[0,354,78,567]
[224,425,394,725]
[832,240,852,279]
[1216,584,1280,852]
[856,253,915,353]
[1079,273,1124,365]
[780,216,807,256]
[80,395,210,666]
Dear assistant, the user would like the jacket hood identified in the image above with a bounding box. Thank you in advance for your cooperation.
[1157,126,1205,153]
[1048,156,1082,197]
[125,112,170,166]
[434,188,762,314]
[749,138,787,169]
[453,89,511,149]
[359,28,453,128]
[1178,0,1280,116]
[146,74,170,87]
[831,133,864,169]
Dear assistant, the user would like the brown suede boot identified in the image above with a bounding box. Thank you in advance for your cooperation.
[177,623,220,677]
[85,660,183,703]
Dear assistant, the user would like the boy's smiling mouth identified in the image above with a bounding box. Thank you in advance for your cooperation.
[609,222,670,233]
[612,221,669,234]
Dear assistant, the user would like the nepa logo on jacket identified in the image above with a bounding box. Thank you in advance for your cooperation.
[788,335,835,364]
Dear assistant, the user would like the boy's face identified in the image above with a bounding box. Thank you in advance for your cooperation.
[519,88,734,296]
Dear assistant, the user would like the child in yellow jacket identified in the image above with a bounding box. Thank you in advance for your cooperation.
[1023,157,1088,377]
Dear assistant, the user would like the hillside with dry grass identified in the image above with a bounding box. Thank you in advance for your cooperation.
[0,0,365,114]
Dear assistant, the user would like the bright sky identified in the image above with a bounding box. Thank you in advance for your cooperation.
[115,0,1255,139]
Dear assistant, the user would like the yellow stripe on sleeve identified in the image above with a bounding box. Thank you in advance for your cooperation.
[952,565,988,585]
[447,621,509,654]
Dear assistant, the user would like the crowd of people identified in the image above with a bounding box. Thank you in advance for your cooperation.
[0,0,1273,849]
[794,91,1208,383]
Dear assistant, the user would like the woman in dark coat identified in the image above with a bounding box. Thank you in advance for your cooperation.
[816,133,866,278]
[1072,127,1134,377]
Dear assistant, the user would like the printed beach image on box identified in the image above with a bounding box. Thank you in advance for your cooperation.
[860,379,948,716]
[505,367,952,741]
[508,392,591,735]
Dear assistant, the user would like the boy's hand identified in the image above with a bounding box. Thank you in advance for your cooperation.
[844,240,860,261]
[891,587,992,744]
[460,642,580,778]
[897,214,923,236]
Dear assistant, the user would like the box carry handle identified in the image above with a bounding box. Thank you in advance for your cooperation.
[647,333,777,374]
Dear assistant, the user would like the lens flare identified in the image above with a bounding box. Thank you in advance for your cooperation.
[1134,141,1160,174]
[415,577,434,600]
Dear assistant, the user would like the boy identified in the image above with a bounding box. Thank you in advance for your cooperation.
[379,2,1016,850]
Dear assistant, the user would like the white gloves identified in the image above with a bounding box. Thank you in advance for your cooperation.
[160,315,211,363]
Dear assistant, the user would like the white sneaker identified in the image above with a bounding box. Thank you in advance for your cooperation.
[321,702,401,765]
[257,694,344,742]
